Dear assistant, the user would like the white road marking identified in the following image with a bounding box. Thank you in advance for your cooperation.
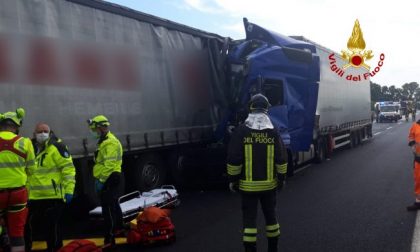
[411,213,420,252]
[295,164,311,174]
[386,127,392,130]
[398,122,403,125]
[374,132,381,136]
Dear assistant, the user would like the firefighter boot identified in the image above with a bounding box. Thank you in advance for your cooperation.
[407,202,420,211]
[268,237,278,252]
[244,242,256,252]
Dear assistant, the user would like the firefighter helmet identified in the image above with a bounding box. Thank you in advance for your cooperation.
[87,115,110,129]
[0,108,25,127]
[249,94,270,113]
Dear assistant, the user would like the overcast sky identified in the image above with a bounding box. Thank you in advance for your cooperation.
[107,0,419,88]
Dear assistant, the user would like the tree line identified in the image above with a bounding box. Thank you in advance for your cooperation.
[370,81,419,109]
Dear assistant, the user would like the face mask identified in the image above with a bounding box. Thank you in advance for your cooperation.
[36,132,49,143]
[90,131,100,139]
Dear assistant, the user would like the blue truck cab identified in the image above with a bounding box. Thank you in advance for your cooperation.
[226,19,320,162]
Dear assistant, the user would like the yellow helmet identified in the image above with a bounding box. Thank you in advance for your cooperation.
[87,115,110,129]
[0,108,25,127]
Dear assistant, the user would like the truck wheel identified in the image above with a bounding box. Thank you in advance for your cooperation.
[367,125,373,138]
[169,153,188,187]
[349,132,355,149]
[355,130,361,146]
[361,128,366,140]
[135,154,166,191]
[314,138,326,163]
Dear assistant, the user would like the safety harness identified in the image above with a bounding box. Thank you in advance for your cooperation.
[0,136,27,159]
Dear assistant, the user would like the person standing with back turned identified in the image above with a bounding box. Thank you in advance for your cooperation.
[0,108,35,252]
[227,94,288,252]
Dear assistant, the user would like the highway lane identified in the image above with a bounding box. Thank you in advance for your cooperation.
[275,118,416,252]
[123,118,416,252]
[56,118,417,252]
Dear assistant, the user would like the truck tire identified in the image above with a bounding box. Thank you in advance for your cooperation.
[169,153,187,187]
[367,125,373,138]
[356,130,362,145]
[349,132,355,149]
[361,128,366,141]
[353,131,360,146]
[314,137,326,163]
[134,154,166,191]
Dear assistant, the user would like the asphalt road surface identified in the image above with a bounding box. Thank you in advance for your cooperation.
[55,118,418,252]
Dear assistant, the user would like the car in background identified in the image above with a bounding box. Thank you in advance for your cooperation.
[378,105,400,122]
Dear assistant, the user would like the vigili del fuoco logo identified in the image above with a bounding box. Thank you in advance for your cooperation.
[328,19,385,82]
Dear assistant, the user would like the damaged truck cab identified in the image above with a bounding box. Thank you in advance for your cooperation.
[225,19,320,174]
[225,19,372,175]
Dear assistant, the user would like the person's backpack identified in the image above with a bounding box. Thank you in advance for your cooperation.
[57,240,101,252]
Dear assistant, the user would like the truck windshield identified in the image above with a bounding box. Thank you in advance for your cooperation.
[381,106,396,112]
[263,80,284,106]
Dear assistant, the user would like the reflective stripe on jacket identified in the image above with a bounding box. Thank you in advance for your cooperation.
[27,136,76,200]
[0,131,36,189]
[93,131,122,183]
[226,125,287,192]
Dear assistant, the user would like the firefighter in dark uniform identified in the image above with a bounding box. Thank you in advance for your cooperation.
[227,94,287,252]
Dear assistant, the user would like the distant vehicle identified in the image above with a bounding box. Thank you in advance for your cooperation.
[375,101,401,120]
[378,105,400,123]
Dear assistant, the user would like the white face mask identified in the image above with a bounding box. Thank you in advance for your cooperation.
[90,130,100,139]
[36,132,50,144]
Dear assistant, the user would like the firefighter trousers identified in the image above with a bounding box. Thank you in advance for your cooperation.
[241,190,280,252]
[0,187,28,252]
[24,199,64,252]
[100,172,124,245]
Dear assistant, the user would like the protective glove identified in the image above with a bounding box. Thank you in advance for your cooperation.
[95,179,104,193]
[64,194,73,204]
[409,141,416,147]
[229,181,239,193]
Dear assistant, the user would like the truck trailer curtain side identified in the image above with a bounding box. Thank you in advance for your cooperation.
[0,0,227,157]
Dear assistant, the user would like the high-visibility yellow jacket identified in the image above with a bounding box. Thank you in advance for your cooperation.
[0,131,36,189]
[27,136,76,201]
[93,131,122,183]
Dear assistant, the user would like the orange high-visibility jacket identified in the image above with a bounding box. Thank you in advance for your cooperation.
[409,122,420,157]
